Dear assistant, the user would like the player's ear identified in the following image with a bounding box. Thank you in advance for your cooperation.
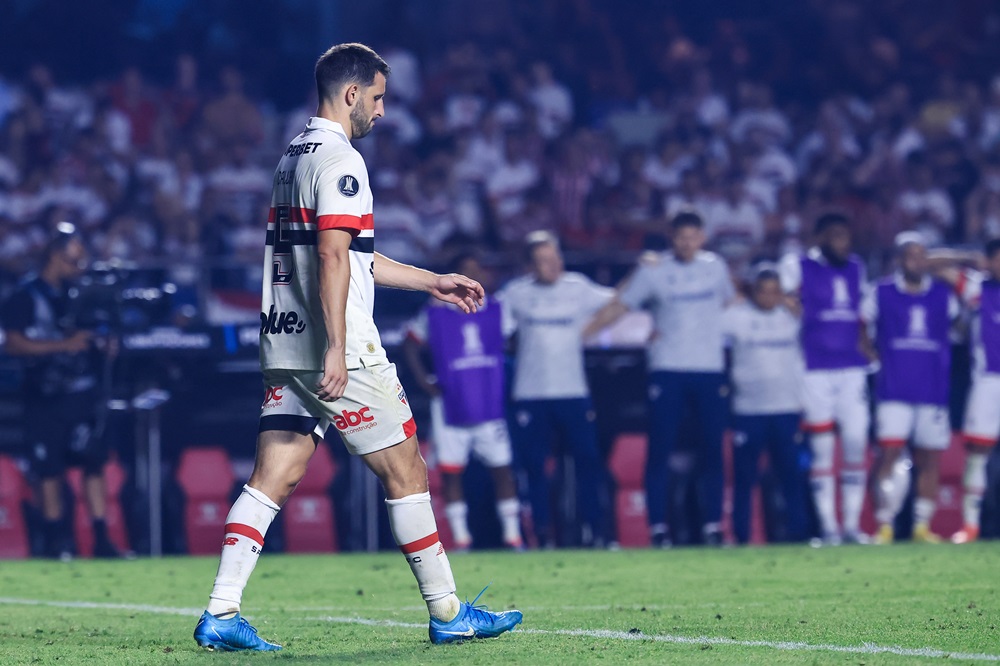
[344,83,359,107]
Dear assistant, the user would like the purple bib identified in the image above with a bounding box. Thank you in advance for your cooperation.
[427,303,505,425]
[799,255,867,370]
[981,279,1000,374]
[875,278,951,405]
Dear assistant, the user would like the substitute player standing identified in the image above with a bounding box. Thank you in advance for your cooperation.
[723,264,808,544]
[586,212,734,547]
[498,231,612,548]
[403,251,523,550]
[933,238,1000,543]
[779,212,870,545]
[193,43,521,652]
[864,234,958,544]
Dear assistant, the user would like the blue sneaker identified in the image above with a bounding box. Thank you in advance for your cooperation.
[193,611,282,652]
[428,587,523,644]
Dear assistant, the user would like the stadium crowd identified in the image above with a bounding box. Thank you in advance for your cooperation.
[1,0,999,554]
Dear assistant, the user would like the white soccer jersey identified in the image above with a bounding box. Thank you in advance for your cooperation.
[618,251,734,372]
[260,117,386,372]
[723,302,804,415]
[498,272,613,401]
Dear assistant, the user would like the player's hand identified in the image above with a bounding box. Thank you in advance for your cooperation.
[317,347,348,402]
[429,273,485,314]
[62,331,93,354]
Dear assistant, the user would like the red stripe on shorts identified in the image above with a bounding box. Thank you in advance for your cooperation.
[225,523,264,546]
[399,531,439,554]
[403,417,417,439]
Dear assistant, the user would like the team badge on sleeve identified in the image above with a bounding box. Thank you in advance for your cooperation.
[338,175,360,197]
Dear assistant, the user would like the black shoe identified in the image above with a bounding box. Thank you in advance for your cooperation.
[650,531,672,549]
[93,537,123,559]
[703,529,724,547]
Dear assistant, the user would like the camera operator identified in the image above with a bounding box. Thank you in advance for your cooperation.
[0,224,122,559]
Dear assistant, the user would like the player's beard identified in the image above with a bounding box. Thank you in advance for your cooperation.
[350,100,374,139]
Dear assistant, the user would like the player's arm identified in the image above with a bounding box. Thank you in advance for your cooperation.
[858,286,878,363]
[316,228,353,401]
[927,248,985,283]
[582,263,649,338]
[372,252,484,313]
[4,330,92,356]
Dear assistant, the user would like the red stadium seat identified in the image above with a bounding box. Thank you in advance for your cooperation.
[0,456,30,559]
[176,447,235,555]
[932,433,965,537]
[66,458,130,557]
[283,440,338,552]
[609,433,650,547]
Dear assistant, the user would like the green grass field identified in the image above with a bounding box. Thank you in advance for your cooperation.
[0,544,998,664]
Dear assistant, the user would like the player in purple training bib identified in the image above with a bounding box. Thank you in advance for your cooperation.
[404,252,523,551]
[779,212,871,545]
[932,237,1000,543]
[863,234,958,544]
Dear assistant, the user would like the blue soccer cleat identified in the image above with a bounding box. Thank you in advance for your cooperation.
[428,586,523,644]
[193,611,282,652]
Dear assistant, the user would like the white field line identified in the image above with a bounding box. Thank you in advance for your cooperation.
[287,601,772,612]
[0,597,997,662]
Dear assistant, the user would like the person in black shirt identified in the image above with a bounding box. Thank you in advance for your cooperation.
[1,226,120,559]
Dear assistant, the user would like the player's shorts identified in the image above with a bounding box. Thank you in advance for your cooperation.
[876,401,951,451]
[963,372,1000,447]
[801,368,870,435]
[429,397,512,472]
[259,363,416,457]
[25,389,108,477]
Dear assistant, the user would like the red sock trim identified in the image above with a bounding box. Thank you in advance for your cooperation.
[964,433,998,446]
[438,463,466,474]
[403,417,417,439]
[805,421,836,434]
[399,531,439,554]
[879,438,908,448]
[225,523,264,546]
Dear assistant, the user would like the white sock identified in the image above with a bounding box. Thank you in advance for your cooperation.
[206,485,280,617]
[385,492,459,622]
[810,432,839,535]
[914,497,936,527]
[445,501,471,547]
[840,467,867,535]
[963,452,988,528]
[875,473,899,526]
[840,425,869,536]
[496,497,522,546]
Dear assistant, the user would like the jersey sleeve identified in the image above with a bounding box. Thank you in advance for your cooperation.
[718,261,735,302]
[618,264,654,310]
[405,307,429,344]
[580,278,615,316]
[859,284,878,324]
[778,253,801,293]
[495,284,518,337]
[314,151,371,233]
[956,269,984,307]
[721,306,740,347]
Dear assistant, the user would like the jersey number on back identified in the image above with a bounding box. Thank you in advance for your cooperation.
[272,205,294,286]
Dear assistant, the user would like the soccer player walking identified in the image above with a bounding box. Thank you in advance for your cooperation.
[587,211,734,547]
[864,234,958,544]
[193,43,521,651]
[779,213,871,545]
[498,231,612,548]
[723,265,808,544]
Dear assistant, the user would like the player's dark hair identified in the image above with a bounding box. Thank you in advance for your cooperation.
[814,211,850,235]
[752,263,780,284]
[670,210,704,231]
[41,222,79,266]
[524,230,559,262]
[315,43,390,101]
[986,237,1000,259]
[447,248,481,274]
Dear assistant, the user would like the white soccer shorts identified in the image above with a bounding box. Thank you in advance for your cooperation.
[429,397,513,473]
[963,373,1000,446]
[260,363,416,456]
[802,368,870,434]
[876,401,951,451]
